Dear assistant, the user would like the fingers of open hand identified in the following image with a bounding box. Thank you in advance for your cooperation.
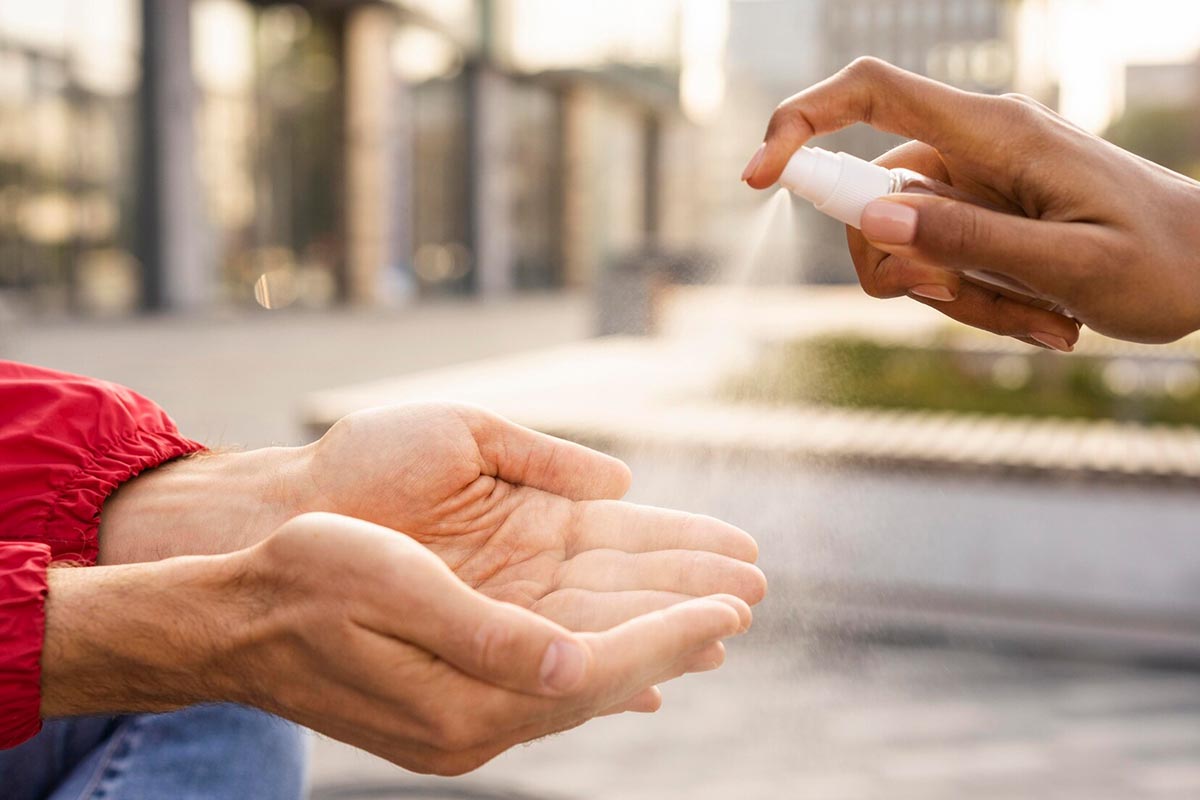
[306,517,591,699]
[260,517,749,776]
[337,596,747,776]
[384,565,594,698]
[568,500,759,562]
[595,639,728,717]
[446,672,676,774]
[600,685,664,716]
[486,595,745,750]
[555,548,767,606]
[464,406,632,501]
[413,596,746,773]
[531,588,696,632]
[576,596,748,710]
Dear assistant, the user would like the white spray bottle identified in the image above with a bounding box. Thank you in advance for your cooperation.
[778,146,1056,309]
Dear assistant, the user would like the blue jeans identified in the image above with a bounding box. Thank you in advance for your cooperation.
[0,704,306,800]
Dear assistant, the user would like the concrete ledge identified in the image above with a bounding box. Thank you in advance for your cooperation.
[303,337,1200,483]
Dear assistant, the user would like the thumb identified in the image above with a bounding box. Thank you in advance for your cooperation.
[465,407,632,501]
[387,540,592,697]
[859,193,1099,304]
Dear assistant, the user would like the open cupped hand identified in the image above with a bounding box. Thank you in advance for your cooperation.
[45,512,752,776]
[301,403,766,631]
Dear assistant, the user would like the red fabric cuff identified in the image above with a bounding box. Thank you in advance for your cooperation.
[0,542,51,749]
[43,427,206,565]
[0,361,206,565]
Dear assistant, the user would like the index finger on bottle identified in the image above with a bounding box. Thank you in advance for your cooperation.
[745,58,1013,189]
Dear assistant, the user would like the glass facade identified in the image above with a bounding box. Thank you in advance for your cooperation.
[195,1,342,308]
[0,0,701,313]
[0,0,140,314]
[411,72,471,294]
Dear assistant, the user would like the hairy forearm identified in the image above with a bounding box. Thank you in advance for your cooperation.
[98,446,313,565]
[40,556,249,717]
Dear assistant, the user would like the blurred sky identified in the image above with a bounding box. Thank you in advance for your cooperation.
[3,0,1200,132]
[1026,0,1200,131]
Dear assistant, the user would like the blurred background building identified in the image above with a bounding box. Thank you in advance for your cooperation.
[7,4,1200,796]
[0,0,723,316]
[1,0,1199,314]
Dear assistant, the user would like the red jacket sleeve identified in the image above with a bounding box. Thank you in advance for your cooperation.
[0,361,204,748]
[0,543,50,748]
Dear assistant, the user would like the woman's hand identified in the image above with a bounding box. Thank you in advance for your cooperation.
[743,57,1200,347]
[302,403,766,631]
[44,513,751,776]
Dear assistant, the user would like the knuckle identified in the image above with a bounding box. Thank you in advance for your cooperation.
[843,55,890,80]
[1000,92,1037,108]
[860,278,892,300]
[1059,234,1117,296]
[427,713,483,753]
[260,512,336,559]
[1108,237,1139,273]
[994,94,1044,130]
[678,512,707,541]
[404,752,440,775]
[1139,326,1184,345]
[737,565,768,605]
[441,400,484,423]
[862,255,907,299]
[765,101,808,141]
[644,607,673,639]
[286,511,340,532]
[933,202,987,260]
[766,101,790,128]
[428,751,487,777]
[1155,319,1194,344]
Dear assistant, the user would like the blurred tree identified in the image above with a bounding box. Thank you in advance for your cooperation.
[1103,105,1200,180]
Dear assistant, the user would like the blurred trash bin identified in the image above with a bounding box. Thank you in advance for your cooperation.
[594,246,712,336]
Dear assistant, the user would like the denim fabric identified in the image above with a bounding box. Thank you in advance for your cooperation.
[0,704,306,800]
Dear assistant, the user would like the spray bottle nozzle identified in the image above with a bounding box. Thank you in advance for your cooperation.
[778,146,893,229]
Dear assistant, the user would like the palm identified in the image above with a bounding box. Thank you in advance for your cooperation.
[306,404,764,631]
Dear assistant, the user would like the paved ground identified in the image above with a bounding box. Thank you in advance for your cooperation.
[7,292,1200,799]
[1,292,591,447]
[309,636,1200,800]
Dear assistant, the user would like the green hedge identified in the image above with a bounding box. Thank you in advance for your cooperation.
[725,336,1200,427]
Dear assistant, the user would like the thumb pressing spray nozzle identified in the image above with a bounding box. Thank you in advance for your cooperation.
[778,146,894,229]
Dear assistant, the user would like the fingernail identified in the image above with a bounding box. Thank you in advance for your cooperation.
[1031,332,1073,352]
[861,200,918,245]
[741,143,766,182]
[540,639,588,693]
[909,284,956,302]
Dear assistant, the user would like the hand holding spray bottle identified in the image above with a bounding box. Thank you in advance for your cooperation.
[778,146,1062,312]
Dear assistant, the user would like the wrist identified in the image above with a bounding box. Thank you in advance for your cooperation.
[40,554,246,716]
[98,446,313,564]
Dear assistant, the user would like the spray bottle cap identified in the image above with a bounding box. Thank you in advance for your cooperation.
[778,146,892,229]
